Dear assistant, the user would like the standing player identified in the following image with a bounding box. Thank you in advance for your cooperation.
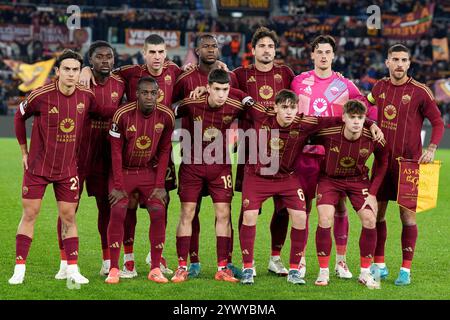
[172,34,239,278]
[9,50,113,285]
[312,100,388,289]
[289,35,377,280]
[105,77,174,284]
[233,27,295,276]
[80,34,181,277]
[171,69,250,283]
[368,44,444,285]
[55,41,125,279]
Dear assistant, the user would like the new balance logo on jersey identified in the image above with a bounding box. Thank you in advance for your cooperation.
[127,125,137,132]
[330,146,340,153]
[247,76,256,83]
[49,106,59,114]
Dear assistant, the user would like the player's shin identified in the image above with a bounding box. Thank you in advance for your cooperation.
[108,201,128,270]
[148,200,166,270]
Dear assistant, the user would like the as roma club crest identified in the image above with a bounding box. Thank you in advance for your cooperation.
[155,123,164,134]
[76,102,85,114]
[111,91,119,103]
[359,148,369,158]
[401,94,411,104]
[222,115,233,125]
[164,75,172,85]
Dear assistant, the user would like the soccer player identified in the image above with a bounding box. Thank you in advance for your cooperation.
[80,34,181,277]
[9,50,114,285]
[233,27,295,276]
[289,35,377,279]
[368,44,444,285]
[172,34,240,278]
[240,90,343,285]
[105,76,174,284]
[312,100,388,289]
[171,69,251,283]
[55,41,126,279]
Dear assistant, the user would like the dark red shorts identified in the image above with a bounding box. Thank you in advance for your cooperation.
[316,176,371,212]
[294,153,323,201]
[80,171,109,198]
[242,172,306,211]
[164,160,177,191]
[178,164,233,203]
[22,170,80,203]
[109,168,157,206]
[375,160,399,202]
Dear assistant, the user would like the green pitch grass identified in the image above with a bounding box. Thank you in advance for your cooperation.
[0,137,449,300]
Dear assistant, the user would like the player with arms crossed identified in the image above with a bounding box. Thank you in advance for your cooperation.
[312,100,388,289]
[368,44,444,285]
[289,35,377,280]
[9,50,115,285]
[105,77,174,284]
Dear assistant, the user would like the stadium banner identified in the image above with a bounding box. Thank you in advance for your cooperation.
[33,25,70,45]
[432,38,449,62]
[125,29,180,48]
[186,32,242,48]
[4,58,55,92]
[434,78,450,103]
[397,158,441,213]
[382,3,435,39]
[0,24,32,42]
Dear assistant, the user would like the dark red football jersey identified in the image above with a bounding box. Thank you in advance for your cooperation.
[116,61,182,105]
[244,106,342,179]
[371,77,444,162]
[175,94,247,165]
[313,124,389,194]
[109,101,175,189]
[14,81,110,179]
[78,74,125,177]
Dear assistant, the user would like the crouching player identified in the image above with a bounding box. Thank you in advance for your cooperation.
[105,77,174,284]
[313,100,388,289]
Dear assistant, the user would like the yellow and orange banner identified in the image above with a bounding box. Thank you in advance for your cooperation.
[3,58,55,92]
[397,159,441,213]
[383,4,435,39]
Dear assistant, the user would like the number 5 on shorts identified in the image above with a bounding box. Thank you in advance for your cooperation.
[70,176,79,191]
[297,188,305,201]
[221,175,232,189]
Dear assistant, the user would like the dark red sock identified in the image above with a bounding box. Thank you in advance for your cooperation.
[401,224,418,269]
[290,227,306,268]
[63,237,79,265]
[123,207,137,252]
[176,236,191,268]
[217,236,229,267]
[374,220,387,263]
[304,212,310,253]
[108,202,127,269]
[57,217,64,252]
[316,226,332,268]
[190,206,201,264]
[359,227,377,268]
[228,212,234,263]
[270,208,289,254]
[15,234,32,264]
[148,201,166,270]
[334,210,349,254]
[239,224,256,268]
[96,196,110,258]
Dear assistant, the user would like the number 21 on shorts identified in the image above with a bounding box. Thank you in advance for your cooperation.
[70,176,79,191]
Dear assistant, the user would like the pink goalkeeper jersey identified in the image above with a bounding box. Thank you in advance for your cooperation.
[291,70,376,154]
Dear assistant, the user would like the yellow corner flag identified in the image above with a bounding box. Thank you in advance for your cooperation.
[4,58,56,92]
[397,159,442,213]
